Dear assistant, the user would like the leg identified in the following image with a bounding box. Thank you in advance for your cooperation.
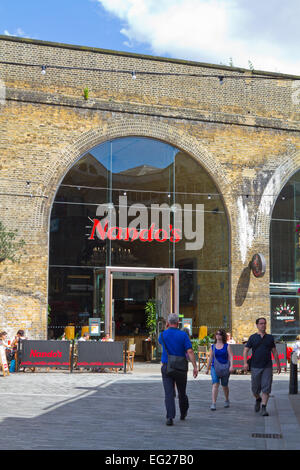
[251,368,263,412]
[221,375,230,407]
[175,373,189,419]
[251,368,263,398]
[212,383,219,403]
[261,392,269,406]
[210,366,220,408]
[161,364,176,420]
[260,368,273,416]
[222,386,229,401]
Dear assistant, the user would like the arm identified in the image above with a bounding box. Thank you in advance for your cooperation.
[227,345,234,373]
[272,347,281,374]
[11,337,18,349]
[243,347,250,372]
[186,348,198,378]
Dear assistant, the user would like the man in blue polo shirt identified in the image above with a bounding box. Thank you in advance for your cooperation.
[159,313,198,426]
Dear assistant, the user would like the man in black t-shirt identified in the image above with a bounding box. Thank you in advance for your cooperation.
[243,318,281,416]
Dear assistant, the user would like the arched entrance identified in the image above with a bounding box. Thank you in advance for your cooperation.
[48,137,229,345]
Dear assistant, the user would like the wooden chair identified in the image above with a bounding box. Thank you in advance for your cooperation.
[125,344,136,371]
[198,346,209,371]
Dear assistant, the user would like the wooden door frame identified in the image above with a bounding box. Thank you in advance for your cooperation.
[104,266,179,337]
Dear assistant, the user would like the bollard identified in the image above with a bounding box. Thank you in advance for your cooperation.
[289,352,298,394]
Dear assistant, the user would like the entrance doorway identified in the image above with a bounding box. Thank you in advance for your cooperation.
[94,267,179,345]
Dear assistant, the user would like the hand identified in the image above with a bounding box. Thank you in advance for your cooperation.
[205,368,210,375]
[229,366,234,374]
[243,363,248,372]
[193,367,198,378]
[277,366,281,374]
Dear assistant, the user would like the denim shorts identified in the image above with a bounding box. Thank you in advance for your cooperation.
[211,365,229,386]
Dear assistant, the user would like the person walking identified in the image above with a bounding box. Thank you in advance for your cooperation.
[206,329,234,410]
[243,317,281,417]
[292,335,300,358]
[159,313,198,426]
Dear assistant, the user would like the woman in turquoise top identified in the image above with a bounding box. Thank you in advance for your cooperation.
[206,329,234,410]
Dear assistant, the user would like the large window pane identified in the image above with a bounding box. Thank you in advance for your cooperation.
[270,169,300,339]
[49,137,229,334]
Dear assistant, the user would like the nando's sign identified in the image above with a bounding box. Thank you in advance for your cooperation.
[88,196,204,251]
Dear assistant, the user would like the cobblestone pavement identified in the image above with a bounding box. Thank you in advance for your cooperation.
[0,365,299,450]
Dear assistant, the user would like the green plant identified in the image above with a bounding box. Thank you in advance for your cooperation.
[0,221,26,263]
[83,87,89,100]
[145,299,157,338]
[191,339,200,355]
[199,334,214,350]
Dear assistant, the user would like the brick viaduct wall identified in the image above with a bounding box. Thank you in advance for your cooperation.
[0,35,299,340]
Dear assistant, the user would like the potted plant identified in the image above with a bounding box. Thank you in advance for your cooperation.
[199,334,214,350]
[192,334,214,354]
[145,299,157,360]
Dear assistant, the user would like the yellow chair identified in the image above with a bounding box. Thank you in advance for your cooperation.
[81,326,89,337]
[199,326,207,340]
[65,325,75,340]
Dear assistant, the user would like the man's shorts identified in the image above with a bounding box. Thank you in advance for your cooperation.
[251,367,273,395]
[211,365,229,386]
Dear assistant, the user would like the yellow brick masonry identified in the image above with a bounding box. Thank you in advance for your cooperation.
[0,35,299,340]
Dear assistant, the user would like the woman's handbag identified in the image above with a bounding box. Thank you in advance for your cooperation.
[161,332,188,380]
[213,345,230,377]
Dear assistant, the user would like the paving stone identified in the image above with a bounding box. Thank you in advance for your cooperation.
[0,367,299,450]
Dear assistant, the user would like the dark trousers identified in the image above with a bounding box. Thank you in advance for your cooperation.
[161,364,189,419]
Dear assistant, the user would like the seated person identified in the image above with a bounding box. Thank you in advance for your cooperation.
[78,332,90,341]
[101,333,114,342]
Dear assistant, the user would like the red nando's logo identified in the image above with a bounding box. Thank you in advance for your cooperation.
[30,350,63,358]
[88,196,204,251]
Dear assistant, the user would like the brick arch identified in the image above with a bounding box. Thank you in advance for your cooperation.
[255,148,300,241]
[43,116,232,228]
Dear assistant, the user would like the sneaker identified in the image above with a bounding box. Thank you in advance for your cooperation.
[210,403,216,411]
[254,397,262,412]
[224,400,230,408]
[261,406,269,417]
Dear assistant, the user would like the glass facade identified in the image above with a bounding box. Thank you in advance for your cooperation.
[270,170,300,340]
[49,137,229,337]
